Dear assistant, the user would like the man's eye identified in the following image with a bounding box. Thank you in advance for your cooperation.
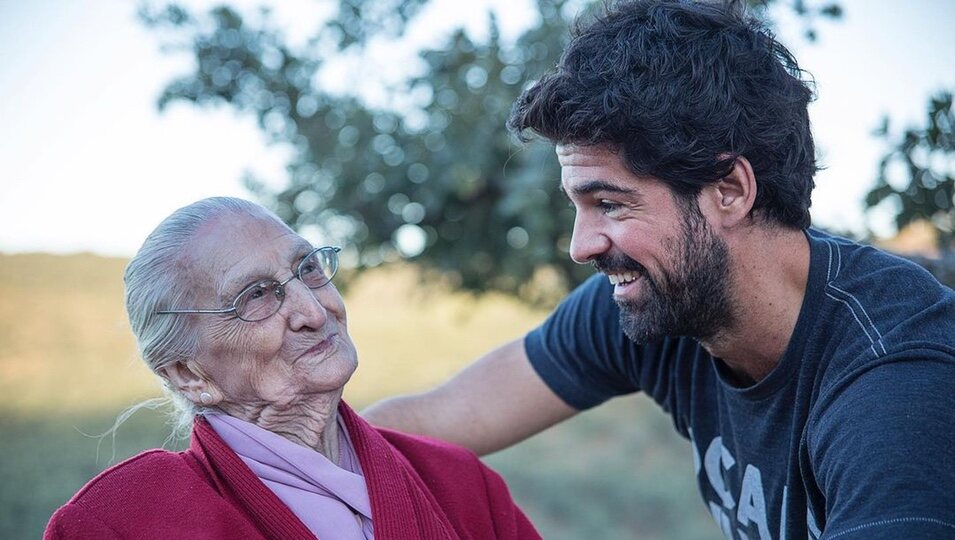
[597,199,621,212]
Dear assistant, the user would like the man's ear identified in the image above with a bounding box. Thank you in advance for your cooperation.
[159,361,220,406]
[701,155,757,228]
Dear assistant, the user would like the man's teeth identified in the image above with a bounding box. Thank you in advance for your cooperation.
[608,272,638,286]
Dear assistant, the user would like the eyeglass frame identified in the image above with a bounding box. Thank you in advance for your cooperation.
[155,246,342,322]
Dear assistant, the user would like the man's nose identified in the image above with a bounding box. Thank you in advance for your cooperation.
[568,213,611,264]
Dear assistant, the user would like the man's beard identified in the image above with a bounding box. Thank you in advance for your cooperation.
[593,204,734,344]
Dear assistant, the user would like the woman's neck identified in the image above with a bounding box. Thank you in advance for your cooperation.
[218,393,343,463]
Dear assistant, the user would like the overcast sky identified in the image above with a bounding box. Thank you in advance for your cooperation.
[1,0,953,257]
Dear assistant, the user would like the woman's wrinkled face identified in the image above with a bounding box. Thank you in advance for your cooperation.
[182,211,358,412]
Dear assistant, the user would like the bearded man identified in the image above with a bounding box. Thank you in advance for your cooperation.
[365,1,955,539]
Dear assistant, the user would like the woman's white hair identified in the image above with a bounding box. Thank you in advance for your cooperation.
[121,196,281,438]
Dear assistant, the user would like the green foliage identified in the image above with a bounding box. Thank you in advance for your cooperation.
[867,91,955,254]
[325,0,430,48]
[140,0,841,302]
[139,1,586,301]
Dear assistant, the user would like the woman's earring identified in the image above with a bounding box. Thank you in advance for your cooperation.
[199,391,213,405]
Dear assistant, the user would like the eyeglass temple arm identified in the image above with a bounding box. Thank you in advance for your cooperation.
[155,307,237,315]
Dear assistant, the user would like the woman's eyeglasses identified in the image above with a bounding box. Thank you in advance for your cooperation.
[156,246,341,322]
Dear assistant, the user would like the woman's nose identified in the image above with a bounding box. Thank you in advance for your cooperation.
[283,278,329,331]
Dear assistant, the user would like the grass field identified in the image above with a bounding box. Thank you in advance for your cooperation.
[0,253,718,539]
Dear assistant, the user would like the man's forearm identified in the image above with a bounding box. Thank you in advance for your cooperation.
[362,339,578,456]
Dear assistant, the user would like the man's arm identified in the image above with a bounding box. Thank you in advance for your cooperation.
[362,338,578,456]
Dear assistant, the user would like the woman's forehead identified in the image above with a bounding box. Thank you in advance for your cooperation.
[190,212,290,251]
[183,213,309,297]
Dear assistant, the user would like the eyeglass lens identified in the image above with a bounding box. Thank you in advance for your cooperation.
[233,247,339,322]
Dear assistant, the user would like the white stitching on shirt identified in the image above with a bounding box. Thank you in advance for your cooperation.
[833,238,842,279]
[825,238,834,281]
[827,516,955,539]
[824,292,881,358]
[828,284,888,355]
[822,238,887,357]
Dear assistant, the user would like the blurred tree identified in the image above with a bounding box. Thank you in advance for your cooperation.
[140,0,840,303]
[867,92,955,255]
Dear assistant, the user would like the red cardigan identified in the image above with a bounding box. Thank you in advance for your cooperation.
[44,403,540,539]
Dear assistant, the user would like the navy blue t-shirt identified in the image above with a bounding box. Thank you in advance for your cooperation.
[525,229,955,539]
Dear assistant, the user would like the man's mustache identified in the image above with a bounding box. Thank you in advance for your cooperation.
[592,253,647,277]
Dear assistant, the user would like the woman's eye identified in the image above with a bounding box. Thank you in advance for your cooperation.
[244,282,274,302]
[300,262,317,275]
[247,287,266,300]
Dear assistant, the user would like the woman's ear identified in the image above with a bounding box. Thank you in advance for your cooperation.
[701,155,758,229]
[159,361,220,406]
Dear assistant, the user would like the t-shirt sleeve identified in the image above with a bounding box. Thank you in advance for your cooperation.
[523,273,642,410]
[808,355,955,539]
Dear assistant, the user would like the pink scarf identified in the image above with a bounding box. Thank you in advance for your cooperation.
[206,413,374,539]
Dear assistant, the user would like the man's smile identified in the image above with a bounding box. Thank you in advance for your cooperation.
[607,272,640,286]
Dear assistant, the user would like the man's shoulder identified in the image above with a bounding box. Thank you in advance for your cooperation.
[800,230,955,401]
[807,228,955,338]
[808,228,949,296]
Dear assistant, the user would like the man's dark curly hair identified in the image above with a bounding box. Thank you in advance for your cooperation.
[508,0,817,229]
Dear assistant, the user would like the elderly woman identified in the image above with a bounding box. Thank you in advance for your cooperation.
[45,197,539,540]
